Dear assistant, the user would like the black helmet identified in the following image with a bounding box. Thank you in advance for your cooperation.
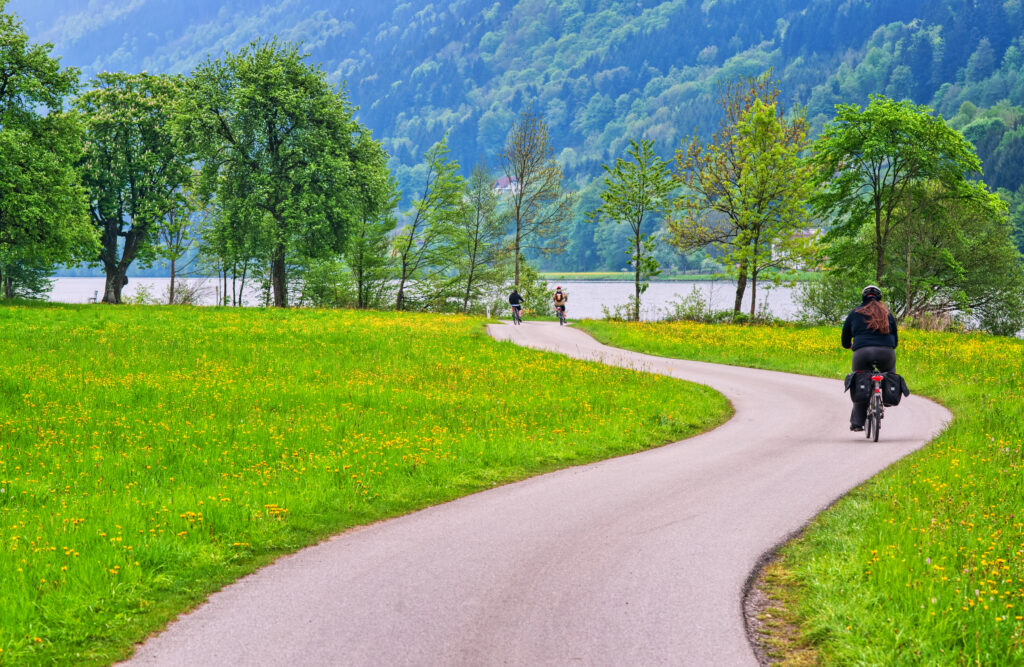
[862,285,882,301]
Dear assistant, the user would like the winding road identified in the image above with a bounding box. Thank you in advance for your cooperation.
[126,322,950,666]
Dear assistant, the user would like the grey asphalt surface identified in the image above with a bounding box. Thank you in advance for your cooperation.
[125,321,951,667]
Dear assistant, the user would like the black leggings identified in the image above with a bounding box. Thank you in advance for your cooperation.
[850,346,896,427]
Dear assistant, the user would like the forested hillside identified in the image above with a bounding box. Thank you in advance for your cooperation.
[15,0,1024,270]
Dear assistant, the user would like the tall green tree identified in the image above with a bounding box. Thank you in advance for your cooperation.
[0,247,52,299]
[77,72,191,303]
[0,3,94,295]
[727,99,815,317]
[892,182,1023,331]
[392,137,466,311]
[178,38,388,307]
[454,164,506,314]
[670,71,804,315]
[813,180,1024,335]
[588,139,674,321]
[157,183,200,305]
[347,136,399,309]
[498,106,574,286]
[195,198,265,307]
[810,95,983,283]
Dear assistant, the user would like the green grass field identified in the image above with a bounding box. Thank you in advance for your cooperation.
[579,319,1024,664]
[0,304,729,665]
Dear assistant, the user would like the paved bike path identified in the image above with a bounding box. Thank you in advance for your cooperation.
[126,322,950,666]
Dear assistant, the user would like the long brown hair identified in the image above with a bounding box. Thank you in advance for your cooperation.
[855,299,890,334]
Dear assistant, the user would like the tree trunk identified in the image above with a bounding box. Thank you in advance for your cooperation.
[396,249,414,310]
[464,235,482,314]
[732,259,748,314]
[102,266,128,304]
[749,273,757,318]
[354,246,366,308]
[463,275,473,314]
[271,242,287,307]
[513,233,521,287]
[396,281,406,311]
[395,240,412,310]
[168,257,177,305]
[239,260,249,308]
[634,235,642,322]
[1,273,12,300]
[875,199,885,283]
[904,242,913,321]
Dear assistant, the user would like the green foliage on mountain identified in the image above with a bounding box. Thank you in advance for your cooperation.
[13,0,1024,270]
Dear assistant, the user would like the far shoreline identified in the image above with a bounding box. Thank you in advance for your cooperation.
[540,272,818,283]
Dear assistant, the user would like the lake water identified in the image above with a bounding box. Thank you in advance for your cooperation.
[46,277,262,306]
[544,280,799,320]
[46,277,799,321]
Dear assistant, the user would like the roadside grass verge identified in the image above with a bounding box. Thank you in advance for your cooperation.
[0,305,729,665]
[579,319,1024,664]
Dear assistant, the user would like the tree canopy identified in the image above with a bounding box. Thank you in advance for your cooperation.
[670,72,810,314]
[0,2,93,295]
[77,72,191,303]
[589,139,674,320]
[500,107,574,286]
[811,95,983,283]
[177,38,387,307]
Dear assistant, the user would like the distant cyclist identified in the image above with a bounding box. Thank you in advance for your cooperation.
[509,287,523,322]
[552,286,567,319]
[841,285,898,431]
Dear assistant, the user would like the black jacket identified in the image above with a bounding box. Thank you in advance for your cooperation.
[841,299,898,350]
[509,292,523,306]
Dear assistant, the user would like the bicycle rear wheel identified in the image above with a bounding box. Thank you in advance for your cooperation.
[871,396,882,442]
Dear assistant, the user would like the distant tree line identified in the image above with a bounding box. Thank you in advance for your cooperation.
[14,0,1024,281]
[1,4,1022,334]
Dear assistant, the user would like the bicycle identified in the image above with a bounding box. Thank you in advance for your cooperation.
[864,367,885,442]
[556,305,566,326]
[511,305,522,325]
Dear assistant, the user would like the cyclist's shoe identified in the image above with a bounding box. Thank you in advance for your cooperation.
[850,425,865,432]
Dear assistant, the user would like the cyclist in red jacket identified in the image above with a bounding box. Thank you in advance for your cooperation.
[552,286,567,319]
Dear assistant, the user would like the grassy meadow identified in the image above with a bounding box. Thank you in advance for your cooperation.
[580,319,1024,664]
[0,304,729,665]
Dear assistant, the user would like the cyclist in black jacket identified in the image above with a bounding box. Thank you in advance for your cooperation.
[842,285,898,431]
[509,288,524,321]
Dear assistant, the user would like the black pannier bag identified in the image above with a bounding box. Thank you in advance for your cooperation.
[882,371,910,407]
[844,371,873,403]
